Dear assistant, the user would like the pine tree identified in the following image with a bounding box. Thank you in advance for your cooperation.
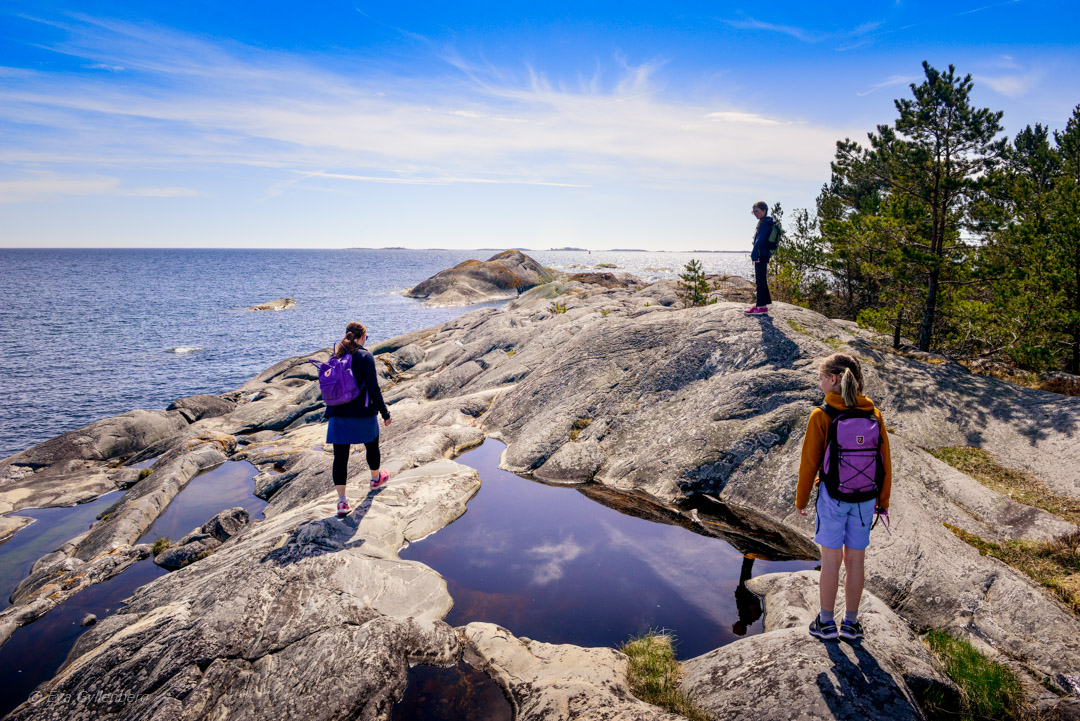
[677,259,715,308]
[835,62,1005,352]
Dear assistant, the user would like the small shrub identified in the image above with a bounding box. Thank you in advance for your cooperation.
[548,301,568,315]
[570,417,592,441]
[676,260,718,308]
[644,302,651,307]
[923,629,1025,721]
[601,309,611,317]
[506,349,517,357]
[152,537,171,555]
[138,469,154,480]
[620,631,713,721]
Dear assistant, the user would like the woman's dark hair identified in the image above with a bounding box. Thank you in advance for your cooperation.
[754,201,769,214]
[336,321,367,357]
[820,353,865,408]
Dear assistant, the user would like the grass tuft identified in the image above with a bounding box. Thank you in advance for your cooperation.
[570,417,592,441]
[138,468,154,480]
[151,537,171,555]
[548,301,568,315]
[945,524,1080,614]
[928,447,1080,527]
[922,629,1026,721]
[620,631,714,721]
[786,319,808,335]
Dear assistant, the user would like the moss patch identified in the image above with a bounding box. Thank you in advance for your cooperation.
[620,631,714,721]
[786,319,809,335]
[151,537,171,555]
[928,447,1080,527]
[922,629,1026,721]
[945,524,1080,614]
[138,468,154,480]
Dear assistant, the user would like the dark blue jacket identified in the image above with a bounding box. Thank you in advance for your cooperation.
[323,347,390,420]
[751,216,775,262]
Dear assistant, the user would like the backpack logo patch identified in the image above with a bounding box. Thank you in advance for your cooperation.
[856,435,865,445]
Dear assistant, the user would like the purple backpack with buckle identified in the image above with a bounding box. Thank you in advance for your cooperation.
[820,404,885,503]
[308,351,361,407]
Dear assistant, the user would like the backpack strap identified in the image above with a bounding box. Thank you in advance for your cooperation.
[821,403,842,420]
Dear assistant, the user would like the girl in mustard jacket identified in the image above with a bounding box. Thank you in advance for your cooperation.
[796,353,892,641]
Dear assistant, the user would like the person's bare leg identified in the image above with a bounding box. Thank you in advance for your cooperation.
[819,546,843,614]
[843,547,866,615]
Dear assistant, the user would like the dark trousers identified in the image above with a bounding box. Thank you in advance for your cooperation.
[755,258,772,307]
[332,441,380,485]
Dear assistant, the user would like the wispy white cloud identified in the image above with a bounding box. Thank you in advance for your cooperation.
[856,74,918,97]
[978,71,1042,98]
[955,0,1021,16]
[0,171,200,203]
[0,15,858,206]
[722,16,884,44]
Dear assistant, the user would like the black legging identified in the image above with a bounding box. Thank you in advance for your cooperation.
[755,258,772,307]
[332,440,380,485]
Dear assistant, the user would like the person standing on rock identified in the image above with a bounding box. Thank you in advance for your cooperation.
[795,353,892,642]
[745,201,774,315]
[325,321,392,516]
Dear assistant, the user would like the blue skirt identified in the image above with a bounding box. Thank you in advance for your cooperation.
[326,415,379,445]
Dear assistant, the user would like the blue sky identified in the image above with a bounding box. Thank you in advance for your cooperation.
[2,1,1078,251]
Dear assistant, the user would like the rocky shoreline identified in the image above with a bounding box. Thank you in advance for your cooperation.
[2,258,1079,720]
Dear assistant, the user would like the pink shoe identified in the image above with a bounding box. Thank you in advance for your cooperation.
[336,499,351,516]
[744,306,761,314]
[370,470,389,490]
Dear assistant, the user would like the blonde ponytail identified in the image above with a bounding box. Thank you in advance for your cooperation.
[820,353,865,408]
[840,368,858,408]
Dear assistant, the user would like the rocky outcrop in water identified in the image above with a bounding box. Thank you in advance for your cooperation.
[3,260,1080,718]
[405,250,561,306]
[242,297,296,311]
[153,506,249,570]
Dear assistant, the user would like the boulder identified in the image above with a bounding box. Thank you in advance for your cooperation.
[243,297,296,311]
[0,410,191,514]
[462,622,684,721]
[406,250,561,307]
[680,571,957,721]
[154,507,250,571]
[167,394,237,421]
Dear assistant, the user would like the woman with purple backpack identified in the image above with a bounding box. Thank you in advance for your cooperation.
[324,321,392,516]
[795,353,892,642]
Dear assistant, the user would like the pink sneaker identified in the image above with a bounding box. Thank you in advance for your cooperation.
[370,470,389,490]
[744,306,761,314]
[336,499,351,516]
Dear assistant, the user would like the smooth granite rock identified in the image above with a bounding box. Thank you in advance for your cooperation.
[154,507,250,571]
[243,297,296,311]
[462,622,685,721]
[406,250,561,307]
[5,460,481,720]
[680,571,958,721]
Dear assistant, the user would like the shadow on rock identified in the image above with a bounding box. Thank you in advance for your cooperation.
[262,488,385,566]
[817,640,921,721]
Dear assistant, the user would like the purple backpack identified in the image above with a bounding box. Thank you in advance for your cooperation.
[820,404,885,503]
[308,351,361,406]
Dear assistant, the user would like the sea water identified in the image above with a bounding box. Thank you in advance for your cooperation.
[0,248,751,458]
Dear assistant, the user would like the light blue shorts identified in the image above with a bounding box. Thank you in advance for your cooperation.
[814,483,877,550]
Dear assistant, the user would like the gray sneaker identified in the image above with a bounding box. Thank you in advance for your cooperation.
[839,620,864,641]
[809,616,838,640]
